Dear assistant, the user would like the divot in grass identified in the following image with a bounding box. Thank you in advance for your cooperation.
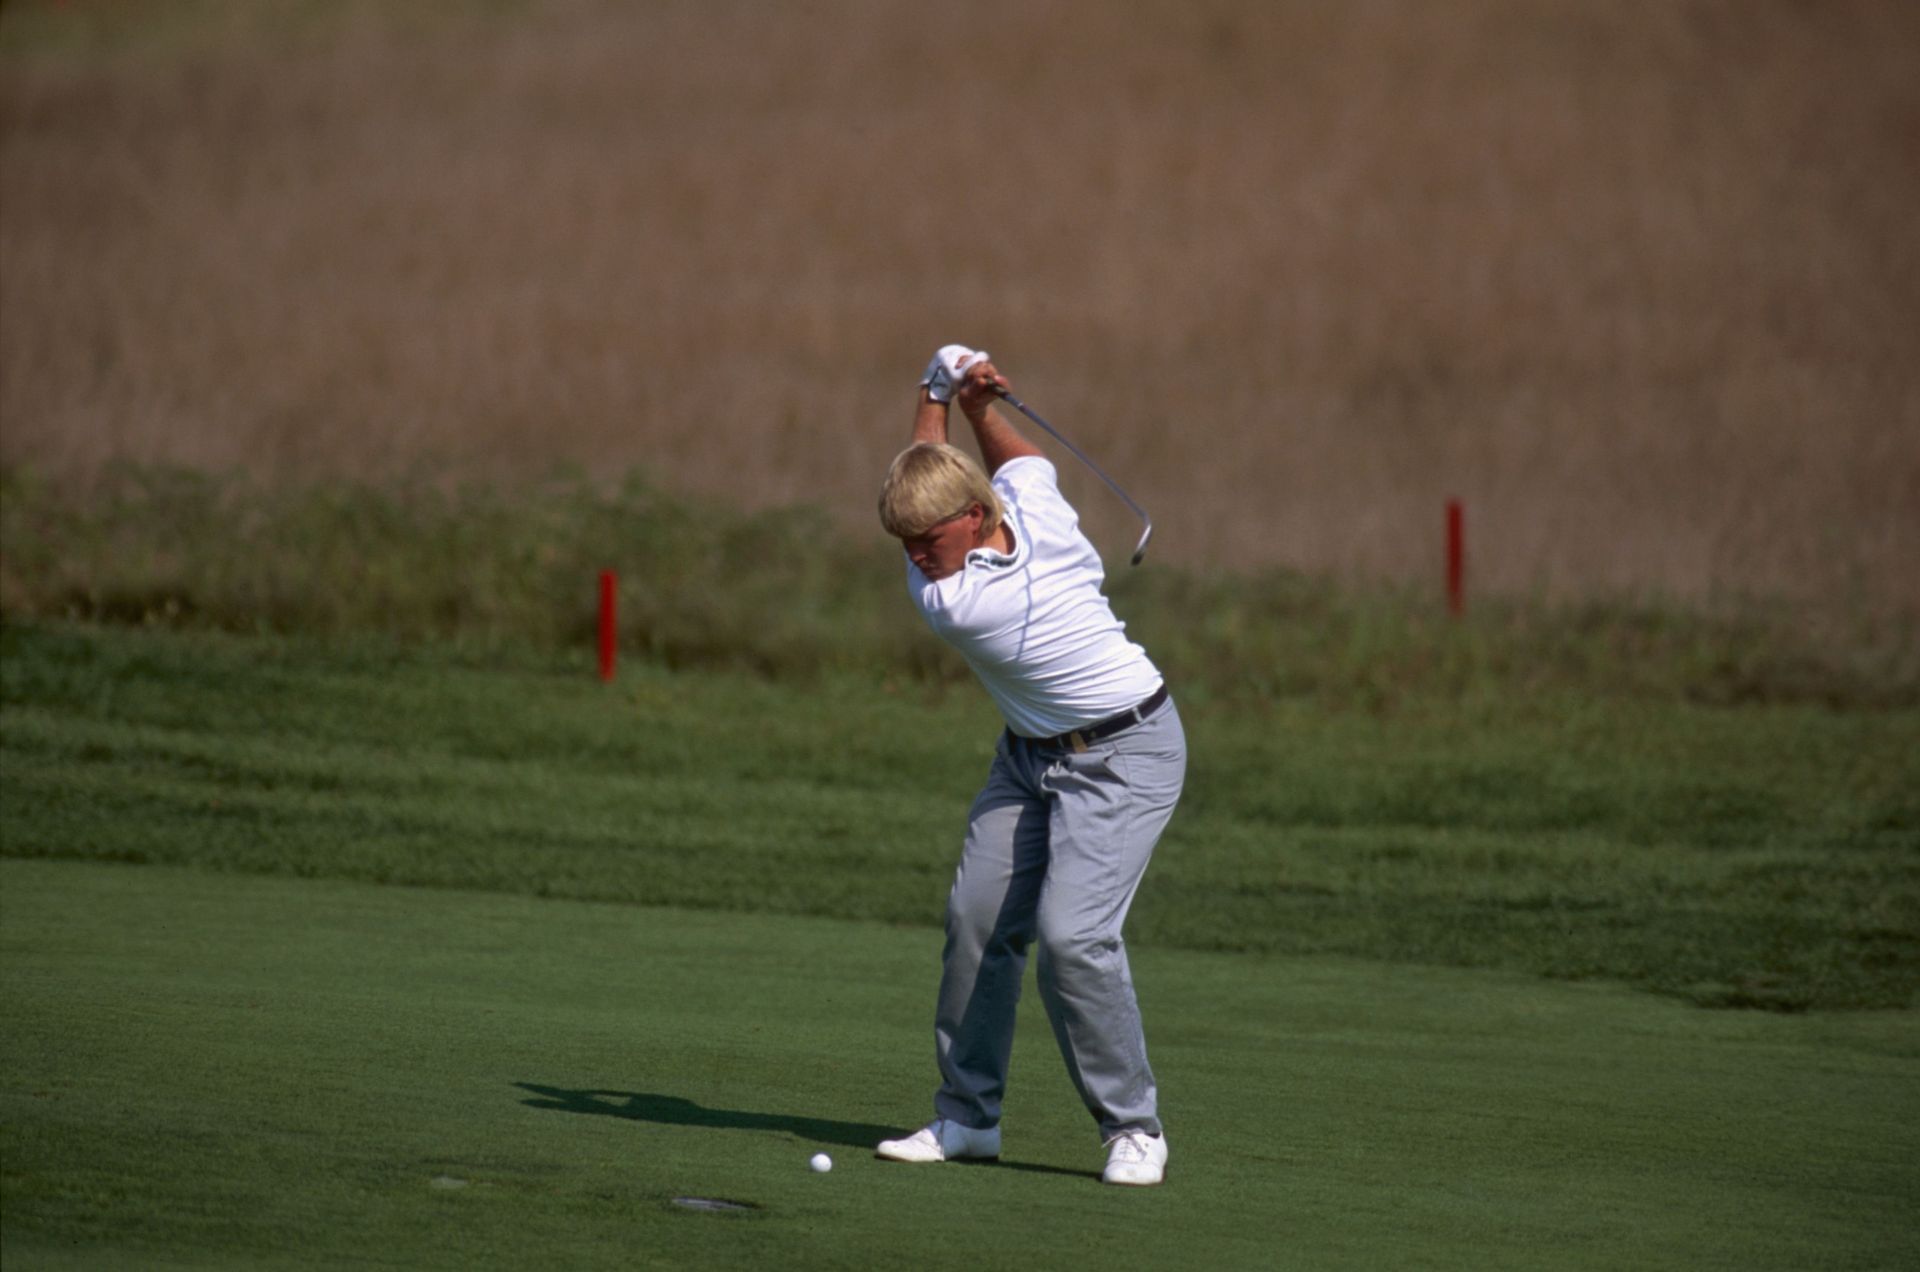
[669,1197,761,1214]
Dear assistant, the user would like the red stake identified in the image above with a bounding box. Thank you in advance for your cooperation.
[1446,499,1465,618]
[598,571,618,681]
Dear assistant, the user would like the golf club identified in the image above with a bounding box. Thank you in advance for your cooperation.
[995,389,1154,566]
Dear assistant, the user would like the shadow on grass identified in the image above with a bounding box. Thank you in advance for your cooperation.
[514,1083,893,1148]
[514,1083,1098,1178]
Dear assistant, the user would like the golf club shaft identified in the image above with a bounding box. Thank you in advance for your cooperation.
[995,389,1154,565]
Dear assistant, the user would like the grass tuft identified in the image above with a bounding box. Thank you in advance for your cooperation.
[4,463,1913,710]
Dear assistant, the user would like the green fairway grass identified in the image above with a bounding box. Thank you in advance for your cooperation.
[3,623,1916,1009]
[3,859,1915,1270]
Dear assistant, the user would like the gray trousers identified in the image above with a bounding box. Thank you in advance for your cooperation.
[932,698,1186,1140]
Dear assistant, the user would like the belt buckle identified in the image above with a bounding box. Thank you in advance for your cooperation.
[1069,730,1088,754]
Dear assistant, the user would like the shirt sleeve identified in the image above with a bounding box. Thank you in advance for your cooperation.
[992,454,1063,507]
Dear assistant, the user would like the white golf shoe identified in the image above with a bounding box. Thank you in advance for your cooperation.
[1102,1130,1168,1186]
[874,1118,1001,1163]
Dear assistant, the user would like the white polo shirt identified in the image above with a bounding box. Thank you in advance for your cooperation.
[904,456,1163,738]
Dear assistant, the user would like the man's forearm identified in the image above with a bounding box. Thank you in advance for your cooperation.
[963,402,1045,474]
[911,391,949,445]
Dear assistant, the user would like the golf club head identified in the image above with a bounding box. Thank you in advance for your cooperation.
[1130,522,1153,567]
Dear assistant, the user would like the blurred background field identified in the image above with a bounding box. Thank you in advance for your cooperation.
[3,0,1917,635]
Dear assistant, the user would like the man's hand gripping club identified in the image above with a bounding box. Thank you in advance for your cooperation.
[919,345,994,405]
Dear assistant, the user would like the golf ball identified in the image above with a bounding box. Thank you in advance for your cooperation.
[809,1152,833,1173]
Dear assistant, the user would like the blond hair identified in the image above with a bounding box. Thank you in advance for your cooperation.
[878,443,1004,539]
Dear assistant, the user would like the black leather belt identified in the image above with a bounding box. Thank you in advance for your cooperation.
[1026,684,1170,753]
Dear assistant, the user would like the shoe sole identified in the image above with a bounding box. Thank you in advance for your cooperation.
[1103,1164,1168,1186]
[873,1152,1001,1163]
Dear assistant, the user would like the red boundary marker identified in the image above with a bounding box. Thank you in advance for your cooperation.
[1446,500,1465,618]
[598,571,618,681]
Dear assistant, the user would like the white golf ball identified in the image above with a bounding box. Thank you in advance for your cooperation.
[809,1152,833,1173]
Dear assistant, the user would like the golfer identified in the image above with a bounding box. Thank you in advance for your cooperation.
[874,345,1185,1187]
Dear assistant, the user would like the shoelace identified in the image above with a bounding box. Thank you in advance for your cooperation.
[1109,1132,1150,1163]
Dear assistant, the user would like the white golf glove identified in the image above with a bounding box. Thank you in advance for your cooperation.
[919,344,990,404]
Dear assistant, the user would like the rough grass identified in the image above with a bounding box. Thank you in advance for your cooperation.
[2,0,1916,620]
[4,621,1915,1011]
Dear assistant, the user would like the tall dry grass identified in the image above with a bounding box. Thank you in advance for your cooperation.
[2,0,1916,626]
